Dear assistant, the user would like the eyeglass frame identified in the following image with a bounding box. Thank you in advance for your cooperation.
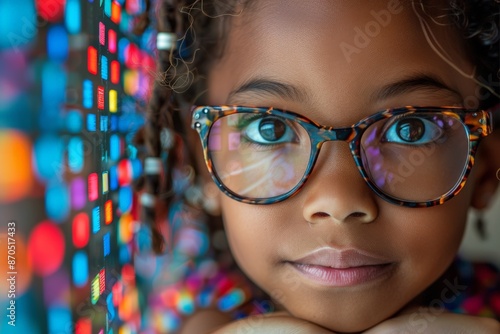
[191,105,493,207]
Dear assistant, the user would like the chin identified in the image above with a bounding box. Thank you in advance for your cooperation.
[309,316,381,334]
[280,299,397,333]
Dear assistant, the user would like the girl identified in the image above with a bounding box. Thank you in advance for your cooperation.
[135,0,500,332]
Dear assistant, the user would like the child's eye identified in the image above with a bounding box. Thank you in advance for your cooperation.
[243,116,298,145]
[383,116,444,145]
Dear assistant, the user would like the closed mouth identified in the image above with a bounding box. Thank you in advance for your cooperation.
[286,247,396,287]
[288,262,395,287]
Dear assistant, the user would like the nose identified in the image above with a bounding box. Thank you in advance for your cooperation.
[301,141,379,224]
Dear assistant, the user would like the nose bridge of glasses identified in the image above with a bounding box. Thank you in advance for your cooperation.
[314,125,356,143]
[310,126,361,180]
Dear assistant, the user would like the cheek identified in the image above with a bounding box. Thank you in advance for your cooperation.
[391,195,470,294]
[220,199,285,283]
[390,164,479,274]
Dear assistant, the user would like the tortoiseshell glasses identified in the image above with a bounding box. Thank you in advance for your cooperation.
[191,106,493,207]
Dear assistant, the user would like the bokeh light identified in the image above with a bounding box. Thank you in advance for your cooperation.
[33,134,64,181]
[45,182,70,222]
[118,213,134,244]
[36,0,66,22]
[72,213,90,248]
[0,130,33,203]
[28,220,65,277]
[72,251,89,287]
[47,25,69,61]
[64,0,81,34]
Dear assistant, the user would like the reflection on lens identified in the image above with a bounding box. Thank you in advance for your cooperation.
[209,113,311,199]
[361,112,469,202]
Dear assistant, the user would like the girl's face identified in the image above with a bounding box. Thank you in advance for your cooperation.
[204,0,490,331]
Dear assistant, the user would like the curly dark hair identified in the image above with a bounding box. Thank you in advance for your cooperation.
[133,0,251,254]
[134,0,499,254]
[440,0,499,108]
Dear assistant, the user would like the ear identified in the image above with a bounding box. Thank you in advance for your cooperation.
[470,129,500,210]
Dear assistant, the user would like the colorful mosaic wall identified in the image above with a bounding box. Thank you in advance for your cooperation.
[0,0,155,332]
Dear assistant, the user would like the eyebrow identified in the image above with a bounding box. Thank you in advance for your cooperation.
[227,73,462,106]
[228,78,310,104]
[373,73,462,102]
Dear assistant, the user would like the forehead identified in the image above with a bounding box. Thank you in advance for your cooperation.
[229,0,452,62]
[207,0,473,120]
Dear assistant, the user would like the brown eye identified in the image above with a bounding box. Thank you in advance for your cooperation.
[382,115,444,145]
[242,115,298,145]
[396,118,424,142]
[259,117,286,141]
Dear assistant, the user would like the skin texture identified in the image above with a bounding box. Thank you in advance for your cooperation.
[200,0,499,332]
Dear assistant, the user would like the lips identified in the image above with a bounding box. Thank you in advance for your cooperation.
[292,248,392,268]
[288,248,395,287]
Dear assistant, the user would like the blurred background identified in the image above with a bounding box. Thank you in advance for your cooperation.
[461,194,500,269]
[0,0,156,332]
[0,1,498,333]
